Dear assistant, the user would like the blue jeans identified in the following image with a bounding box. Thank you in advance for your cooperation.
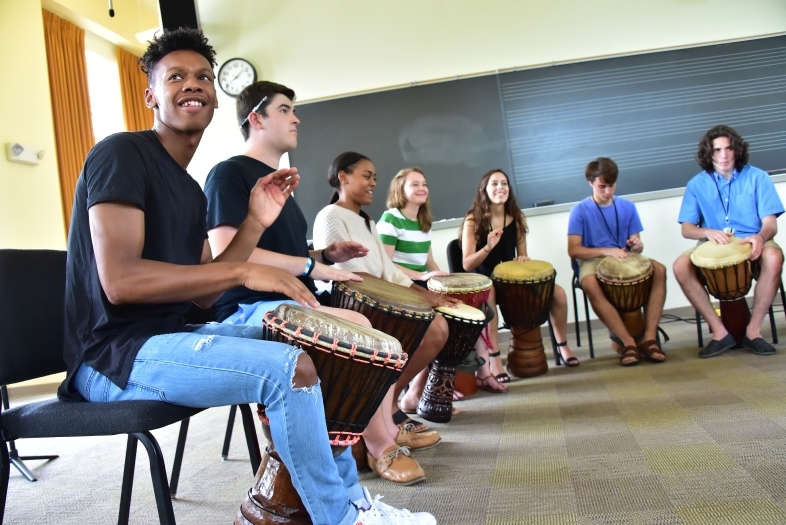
[73,323,361,525]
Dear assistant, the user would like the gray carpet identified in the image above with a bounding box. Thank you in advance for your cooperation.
[5,314,786,524]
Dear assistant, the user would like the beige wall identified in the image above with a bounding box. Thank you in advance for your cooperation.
[0,1,64,249]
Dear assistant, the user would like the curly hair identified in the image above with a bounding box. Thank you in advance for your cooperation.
[585,157,619,184]
[385,167,433,232]
[459,168,528,245]
[696,125,749,173]
[236,81,296,141]
[138,28,216,84]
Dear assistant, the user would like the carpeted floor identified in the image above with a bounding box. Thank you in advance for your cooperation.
[5,314,786,524]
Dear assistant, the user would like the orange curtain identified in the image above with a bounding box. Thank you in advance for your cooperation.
[118,47,153,131]
[42,10,94,233]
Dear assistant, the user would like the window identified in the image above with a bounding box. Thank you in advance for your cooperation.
[84,32,125,143]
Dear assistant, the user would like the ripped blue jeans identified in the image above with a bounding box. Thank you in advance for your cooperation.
[73,323,360,525]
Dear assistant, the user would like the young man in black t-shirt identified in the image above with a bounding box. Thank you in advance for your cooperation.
[59,29,435,525]
[204,82,444,487]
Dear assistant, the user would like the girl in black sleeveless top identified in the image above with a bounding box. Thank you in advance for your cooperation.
[461,170,579,389]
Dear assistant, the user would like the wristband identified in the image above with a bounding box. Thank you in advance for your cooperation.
[321,249,335,266]
[301,257,315,277]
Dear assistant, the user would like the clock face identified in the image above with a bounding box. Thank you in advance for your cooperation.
[217,58,257,97]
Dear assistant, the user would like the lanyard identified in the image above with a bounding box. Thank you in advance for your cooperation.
[593,196,620,248]
[711,173,732,224]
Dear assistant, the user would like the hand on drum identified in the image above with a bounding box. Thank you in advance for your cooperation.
[741,234,765,260]
[310,262,363,284]
[247,168,300,230]
[414,287,462,309]
[415,270,450,281]
[242,264,320,308]
[324,241,369,263]
[514,255,531,262]
[705,229,732,245]
[485,229,504,252]
[601,247,628,258]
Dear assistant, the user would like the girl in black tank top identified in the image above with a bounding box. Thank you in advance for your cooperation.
[460,170,580,389]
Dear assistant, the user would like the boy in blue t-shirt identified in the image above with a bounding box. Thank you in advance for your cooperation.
[673,125,784,359]
[568,157,667,366]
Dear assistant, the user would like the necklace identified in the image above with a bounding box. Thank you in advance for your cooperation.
[711,173,732,225]
[593,196,620,248]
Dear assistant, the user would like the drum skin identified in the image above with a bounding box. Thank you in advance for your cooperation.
[331,275,434,358]
[492,261,555,379]
[691,238,753,301]
[417,303,492,423]
[428,273,492,308]
[596,254,654,313]
[236,304,405,525]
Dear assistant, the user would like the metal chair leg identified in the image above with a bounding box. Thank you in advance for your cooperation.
[238,404,262,475]
[169,418,190,498]
[118,435,138,525]
[769,305,778,344]
[582,290,594,358]
[572,283,581,348]
[134,431,177,525]
[548,318,560,366]
[696,309,703,348]
[0,386,58,482]
[221,405,238,460]
[1,442,10,524]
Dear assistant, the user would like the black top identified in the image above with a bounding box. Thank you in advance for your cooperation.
[59,131,206,400]
[204,155,316,321]
[475,220,518,277]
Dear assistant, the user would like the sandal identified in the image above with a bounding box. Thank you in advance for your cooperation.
[638,339,666,363]
[620,345,640,367]
[488,351,510,383]
[557,341,580,367]
[476,374,508,393]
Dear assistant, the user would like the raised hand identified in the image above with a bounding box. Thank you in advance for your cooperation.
[242,264,318,308]
[324,241,369,263]
[247,167,300,230]
[626,235,643,252]
[485,229,504,252]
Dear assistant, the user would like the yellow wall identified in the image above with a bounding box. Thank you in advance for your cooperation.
[0,0,64,249]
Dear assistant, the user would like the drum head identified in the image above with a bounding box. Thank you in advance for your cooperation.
[690,238,751,269]
[492,260,554,282]
[428,274,492,295]
[596,253,653,283]
[266,304,404,363]
[334,275,433,315]
[435,303,486,322]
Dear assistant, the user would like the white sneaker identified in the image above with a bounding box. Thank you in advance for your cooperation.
[353,487,436,525]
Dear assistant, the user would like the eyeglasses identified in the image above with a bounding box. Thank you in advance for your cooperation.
[240,96,268,128]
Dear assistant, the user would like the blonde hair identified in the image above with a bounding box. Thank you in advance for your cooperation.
[385,167,433,232]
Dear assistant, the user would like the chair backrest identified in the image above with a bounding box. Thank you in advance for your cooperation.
[0,249,67,385]
[446,239,465,274]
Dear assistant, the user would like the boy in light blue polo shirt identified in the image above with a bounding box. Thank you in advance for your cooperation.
[674,125,784,358]
[568,157,668,366]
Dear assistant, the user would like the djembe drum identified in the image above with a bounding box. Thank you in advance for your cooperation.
[331,275,435,357]
[595,253,654,351]
[690,238,753,345]
[427,274,492,308]
[236,304,406,525]
[416,302,492,423]
[427,274,493,396]
[492,260,555,378]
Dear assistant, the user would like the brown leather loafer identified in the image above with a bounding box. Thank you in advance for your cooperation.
[367,445,426,485]
[395,426,442,450]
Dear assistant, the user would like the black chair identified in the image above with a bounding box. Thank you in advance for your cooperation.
[570,259,595,359]
[0,249,203,525]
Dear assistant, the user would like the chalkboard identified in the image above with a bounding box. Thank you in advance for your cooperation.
[291,35,786,234]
